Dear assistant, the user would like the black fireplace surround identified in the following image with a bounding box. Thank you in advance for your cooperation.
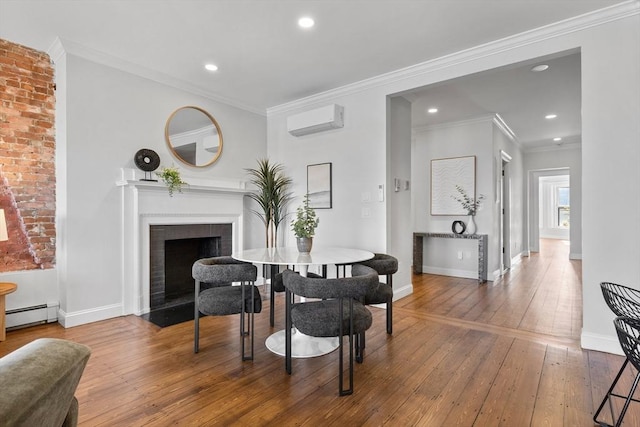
[149,223,232,309]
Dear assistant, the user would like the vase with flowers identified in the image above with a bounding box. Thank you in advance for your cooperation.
[452,185,485,235]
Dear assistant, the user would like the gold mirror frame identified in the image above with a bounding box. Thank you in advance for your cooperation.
[165,106,223,167]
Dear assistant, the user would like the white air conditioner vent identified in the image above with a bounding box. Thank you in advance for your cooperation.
[287,104,344,137]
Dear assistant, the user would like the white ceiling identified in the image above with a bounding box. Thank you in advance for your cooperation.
[0,1,626,148]
[406,50,582,149]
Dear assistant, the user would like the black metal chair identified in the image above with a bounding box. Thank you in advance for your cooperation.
[282,264,378,396]
[594,282,640,426]
[357,253,398,335]
[605,316,640,427]
[193,256,262,361]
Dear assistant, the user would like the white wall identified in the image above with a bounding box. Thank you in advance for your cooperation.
[268,90,389,255]
[492,122,525,270]
[580,13,640,353]
[387,97,413,297]
[52,53,266,325]
[267,7,640,354]
[412,118,496,278]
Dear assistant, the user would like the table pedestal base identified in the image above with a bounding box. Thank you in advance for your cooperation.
[265,328,338,358]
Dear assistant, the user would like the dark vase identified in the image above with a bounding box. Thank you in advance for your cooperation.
[296,237,313,253]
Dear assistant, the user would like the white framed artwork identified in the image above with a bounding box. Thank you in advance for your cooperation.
[431,156,476,215]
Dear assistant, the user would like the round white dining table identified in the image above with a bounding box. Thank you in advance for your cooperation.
[232,246,374,358]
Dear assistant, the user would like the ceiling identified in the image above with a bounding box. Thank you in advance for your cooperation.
[0,1,627,148]
[405,50,582,149]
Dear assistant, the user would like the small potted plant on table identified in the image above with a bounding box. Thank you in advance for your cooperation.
[291,195,319,253]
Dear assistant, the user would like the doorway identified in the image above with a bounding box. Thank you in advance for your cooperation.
[528,168,571,254]
[500,150,512,275]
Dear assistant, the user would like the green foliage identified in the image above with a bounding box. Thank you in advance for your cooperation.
[156,166,187,196]
[452,185,485,215]
[291,195,319,238]
[245,159,293,246]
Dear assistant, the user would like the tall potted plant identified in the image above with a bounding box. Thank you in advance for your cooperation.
[291,195,319,253]
[246,159,293,247]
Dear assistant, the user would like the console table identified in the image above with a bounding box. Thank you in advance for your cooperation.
[413,232,488,283]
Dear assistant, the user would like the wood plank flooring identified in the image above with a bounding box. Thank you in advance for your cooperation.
[1,239,638,426]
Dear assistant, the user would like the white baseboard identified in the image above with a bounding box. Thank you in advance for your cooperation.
[58,303,123,328]
[511,252,523,266]
[422,266,477,280]
[393,283,413,300]
[372,283,414,309]
[581,330,623,355]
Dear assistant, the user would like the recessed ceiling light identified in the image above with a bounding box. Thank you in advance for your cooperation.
[553,137,562,142]
[427,108,438,114]
[531,64,549,72]
[298,16,315,28]
[205,63,218,72]
[545,114,557,119]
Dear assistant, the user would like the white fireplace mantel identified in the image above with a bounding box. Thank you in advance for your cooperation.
[117,168,250,315]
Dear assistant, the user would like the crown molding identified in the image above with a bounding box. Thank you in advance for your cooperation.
[524,141,581,153]
[492,114,518,143]
[413,114,495,134]
[52,37,265,116]
[267,1,639,116]
[47,37,66,64]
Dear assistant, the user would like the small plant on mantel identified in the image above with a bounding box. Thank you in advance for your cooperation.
[156,166,187,196]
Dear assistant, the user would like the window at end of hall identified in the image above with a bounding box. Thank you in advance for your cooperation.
[557,187,570,228]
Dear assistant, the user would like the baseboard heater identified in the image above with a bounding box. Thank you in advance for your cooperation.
[6,303,58,330]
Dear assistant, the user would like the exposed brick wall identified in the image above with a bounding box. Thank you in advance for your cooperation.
[0,38,56,272]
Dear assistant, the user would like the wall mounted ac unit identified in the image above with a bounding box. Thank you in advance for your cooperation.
[287,104,344,137]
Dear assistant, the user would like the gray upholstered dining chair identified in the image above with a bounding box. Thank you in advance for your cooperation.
[282,264,379,396]
[357,253,398,334]
[193,256,262,360]
[269,265,326,327]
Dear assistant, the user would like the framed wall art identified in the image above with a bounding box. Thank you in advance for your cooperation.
[431,155,476,215]
[307,162,332,209]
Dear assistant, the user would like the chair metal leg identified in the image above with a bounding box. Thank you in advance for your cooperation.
[339,298,354,396]
[387,274,393,335]
[285,289,293,374]
[387,299,393,335]
[194,280,201,353]
[593,358,640,426]
[241,281,257,361]
[355,332,365,363]
[269,264,277,327]
[616,370,640,427]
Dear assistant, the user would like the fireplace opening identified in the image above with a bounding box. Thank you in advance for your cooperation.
[149,223,232,311]
[164,237,220,300]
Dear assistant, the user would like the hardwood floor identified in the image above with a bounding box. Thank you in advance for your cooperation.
[1,239,637,426]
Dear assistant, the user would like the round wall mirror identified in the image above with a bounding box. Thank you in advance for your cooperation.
[165,106,223,167]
